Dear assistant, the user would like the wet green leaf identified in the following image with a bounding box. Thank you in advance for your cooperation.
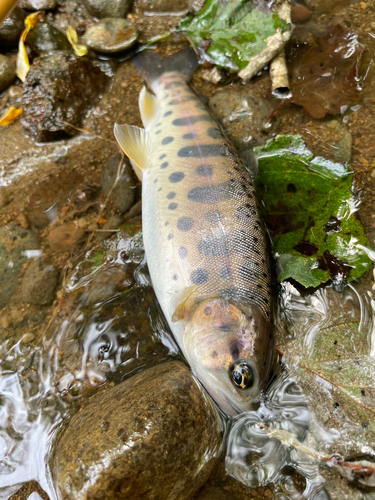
[254,135,372,287]
[179,0,290,71]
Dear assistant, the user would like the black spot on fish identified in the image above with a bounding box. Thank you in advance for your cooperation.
[167,192,176,199]
[239,261,258,281]
[179,247,187,259]
[165,222,169,226]
[220,265,232,279]
[205,209,223,223]
[178,144,229,158]
[154,179,158,183]
[236,204,254,222]
[191,268,209,284]
[161,162,168,169]
[188,179,244,203]
[198,230,260,257]
[159,154,166,160]
[168,202,178,210]
[173,274,178,280]
[169,172,185,183]
[183,133,197,140]
[172,115,214,126]
[164,81,184,89]
[169,96,196,105]
[156,123,161,127]
[167,233,173,240]
[156,130,161,135]
[196,165,213,176]
[207,127,223,139]
[164,111,172,117]
[162,137,174,145]
[177,216,194,231]
[158,188,162,192]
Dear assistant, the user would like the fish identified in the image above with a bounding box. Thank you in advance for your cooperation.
[114,49,274,416]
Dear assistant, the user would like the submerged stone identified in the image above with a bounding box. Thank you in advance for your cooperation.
[22,260,58,305]
[82,0,133,19]
[83,18,138,54]
[27,23,71,54]
[0,6,26,49]
[101,153,136,213]
[52,361,222,499]
[20,0,57,10]
[0,55,16,93]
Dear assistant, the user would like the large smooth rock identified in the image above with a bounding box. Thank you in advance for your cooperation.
[0,6,26,49]
[0,55,16,93]
[22,51,107,142]
[52,361,222,500]
[82,0,132,19]
[83,18,138,54]
[27,23,71,54]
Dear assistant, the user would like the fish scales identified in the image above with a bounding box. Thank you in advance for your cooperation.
[115,50,274,415]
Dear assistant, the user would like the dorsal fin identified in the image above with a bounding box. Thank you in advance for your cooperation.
[114,124,151,181]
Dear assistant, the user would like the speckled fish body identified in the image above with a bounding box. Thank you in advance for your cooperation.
[115,50,273,415]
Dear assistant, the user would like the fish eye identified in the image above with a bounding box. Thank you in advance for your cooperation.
[230,360,254,389]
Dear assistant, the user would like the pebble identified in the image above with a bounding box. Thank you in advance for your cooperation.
[0,225,39,309]
[22,260,58,305]
[0,186,11,209]
[48,223,86,253]
[22,51,107,142]
[1,313,13,329]
[22,332,35,343]
[0,55,16,93]
[96,214,123,241]
[209,88,278,149]
[140,0,189,15]
[16,213,30,229]
[291,2,312,23]
[27,23,71,54]
[27,171,83,228]
[102,153,136,213]
[83,18,138,54]
[82,0,132,19]
[19,0,57,10]
[0,6,26,49]
[52,361,222,499]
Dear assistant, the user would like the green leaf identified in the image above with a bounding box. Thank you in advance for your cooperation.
[254,135,372,287]
[179,0,290,71]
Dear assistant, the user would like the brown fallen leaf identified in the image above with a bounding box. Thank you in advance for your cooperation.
[288,25,364,118]
[0,107,22,126]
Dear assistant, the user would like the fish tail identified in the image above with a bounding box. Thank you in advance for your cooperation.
[132,48,199,92]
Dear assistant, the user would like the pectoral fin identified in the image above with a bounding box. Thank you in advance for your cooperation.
[139,86,157,128]
[114,123,151,181]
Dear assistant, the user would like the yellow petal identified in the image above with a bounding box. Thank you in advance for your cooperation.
[0,107,22,127]
[66,26,88,57]
[16,11,43,82]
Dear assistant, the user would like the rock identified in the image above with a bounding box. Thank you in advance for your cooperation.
[96,214,123,241]
[82,0,132,19]
[195,486,240,500]
[302,120,352,164]
[27,171,83,228]
[291,2,312,22]
[48,223,86,253]
[140,0,189,15]
[22,51,107,142]
[102,153,136,213]
[22,260,58,305]
[0,55,16,93]
[209,88,277,149]
[22,332,35,343]
[19,0,57,10]
[27,23,71,54]
[52,361,222,500]
[0,6,26,49]
[82,18,138,54]
[0,225,39,309]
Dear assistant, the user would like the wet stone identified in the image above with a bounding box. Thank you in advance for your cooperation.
[140,0,189,15]
[209,89,277,149]
[27,23,71,54]
[22,51,107,142]
[82,18,138,54]
[48,223,86,253]
[82,0,133,19]
[195,486,240,500]
[0,6,26,49]
[102,153,136,213]
[96,214,123,241]
[0,225,39,309]
[22,260,58,305]
[19,0,57,10]
[302,120,352,164]
[0,55,16,93]
[52,361,221,500]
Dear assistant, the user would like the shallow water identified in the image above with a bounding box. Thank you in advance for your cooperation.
[1,0,375,498]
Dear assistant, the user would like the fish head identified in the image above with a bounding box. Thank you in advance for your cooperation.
[182,298,273,416]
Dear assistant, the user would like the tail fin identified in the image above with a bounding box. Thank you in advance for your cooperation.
[132,48,199,91]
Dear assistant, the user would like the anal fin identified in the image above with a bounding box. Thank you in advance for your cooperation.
[114,123,151,181]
